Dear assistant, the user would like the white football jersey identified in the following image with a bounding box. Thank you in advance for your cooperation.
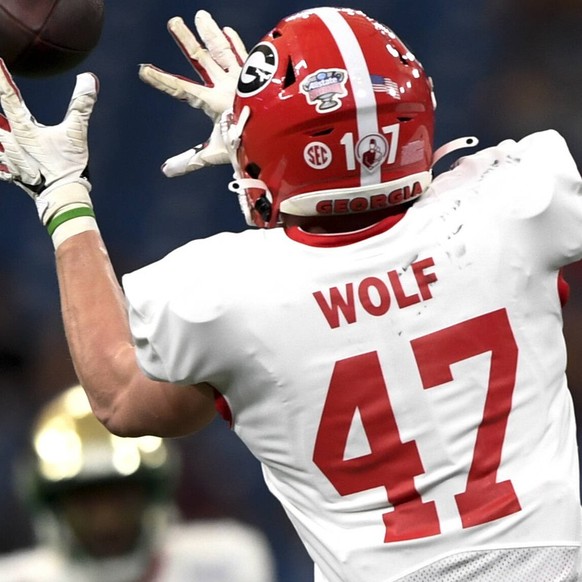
[0,520,275,582]
[123,130,582,582]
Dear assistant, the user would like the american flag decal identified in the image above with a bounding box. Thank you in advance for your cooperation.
[370,75,400,99]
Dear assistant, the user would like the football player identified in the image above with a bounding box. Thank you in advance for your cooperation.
[0,385,276,582]
[0,6,581,582]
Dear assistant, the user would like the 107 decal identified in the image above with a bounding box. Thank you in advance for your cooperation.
[312,309,522,543]
[304,123,400,172]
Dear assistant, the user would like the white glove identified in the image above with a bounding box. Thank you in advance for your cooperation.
[0,59,99,246]
[139,10,247,177]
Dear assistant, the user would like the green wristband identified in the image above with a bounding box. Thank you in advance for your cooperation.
[46,207,96,237]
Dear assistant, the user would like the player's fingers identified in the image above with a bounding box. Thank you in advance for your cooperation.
[0,112,9,154]
[67,73,99,120]
[0,161,12,180]
[194,11,239,72]
[168,16,223,84]
[162,147,203,177]
[223,27,248,65]
[0,112,10,133]
[139,64,209,103]
[0,59,32,125]
[0,127,12,177]
[167,16,208,83]
[0,59,22,101]
[0,115,7,158]
[140,64,185,96]
[0,116,32,182]
[60,73,98,154]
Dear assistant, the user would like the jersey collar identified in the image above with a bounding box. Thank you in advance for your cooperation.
[283,210,407,247]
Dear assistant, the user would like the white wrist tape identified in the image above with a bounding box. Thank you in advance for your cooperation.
[39,181,93,224]
[42,182,98,249]
[48,205,99,249]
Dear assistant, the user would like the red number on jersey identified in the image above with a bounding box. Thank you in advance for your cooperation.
[313,350,440,542]
[313,308,521,542]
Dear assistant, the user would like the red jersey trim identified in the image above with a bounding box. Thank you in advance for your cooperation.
[213,388,233,428]
[558,269,570,307]
[283,211,407,247]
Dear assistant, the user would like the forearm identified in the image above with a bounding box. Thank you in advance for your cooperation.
[57,230,133,399]
[56,230,216,437]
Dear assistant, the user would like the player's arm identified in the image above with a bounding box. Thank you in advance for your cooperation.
[56,230,216,438]
[0,61,216,438]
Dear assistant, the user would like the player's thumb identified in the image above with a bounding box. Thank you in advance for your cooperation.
[162,148,202,177]
[66,73,99,122]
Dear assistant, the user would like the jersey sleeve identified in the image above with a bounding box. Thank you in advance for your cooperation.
[429,130,582,270]
[122,237,235,385]
[122,263,173,383]
[498,130,582,268]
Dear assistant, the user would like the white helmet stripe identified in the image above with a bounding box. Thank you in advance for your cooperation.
[313,8,380,187]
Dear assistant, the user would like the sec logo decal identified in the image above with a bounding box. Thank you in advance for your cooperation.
[304,142,333,169]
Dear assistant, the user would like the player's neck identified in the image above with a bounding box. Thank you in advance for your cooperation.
[282,203,413,234]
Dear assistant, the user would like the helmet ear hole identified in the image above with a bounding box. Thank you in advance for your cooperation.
[245,162,261,179]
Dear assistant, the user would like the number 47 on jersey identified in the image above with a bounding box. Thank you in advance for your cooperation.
[313,309,522,542]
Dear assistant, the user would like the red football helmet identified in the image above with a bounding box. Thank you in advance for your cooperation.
[223,7,437,228]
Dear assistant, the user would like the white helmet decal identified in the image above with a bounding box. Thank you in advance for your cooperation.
[237,42,278,97]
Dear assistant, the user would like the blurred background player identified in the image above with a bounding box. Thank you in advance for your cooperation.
[0,384,276,582]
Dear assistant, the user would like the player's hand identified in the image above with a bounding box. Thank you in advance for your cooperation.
[139,10,247,177]
[0,59,98,228]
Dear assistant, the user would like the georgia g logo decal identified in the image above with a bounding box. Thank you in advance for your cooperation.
[237,43,278,97]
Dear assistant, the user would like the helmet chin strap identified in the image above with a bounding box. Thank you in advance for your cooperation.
[222,105,275,227]
[221,105,251,180]
[228,177,273,226]
[432,136,479,167]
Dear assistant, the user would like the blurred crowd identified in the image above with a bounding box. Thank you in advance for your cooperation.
[0,1,581,580]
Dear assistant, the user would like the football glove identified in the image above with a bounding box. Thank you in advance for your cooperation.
[0,60,99,246]
[139,10,247,177]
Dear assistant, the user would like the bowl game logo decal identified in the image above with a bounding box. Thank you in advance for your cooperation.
[300,69,348,113]
[356,134,389,172]
[237,43,278,97]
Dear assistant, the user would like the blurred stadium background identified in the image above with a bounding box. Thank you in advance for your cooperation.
[0,1,581,580]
